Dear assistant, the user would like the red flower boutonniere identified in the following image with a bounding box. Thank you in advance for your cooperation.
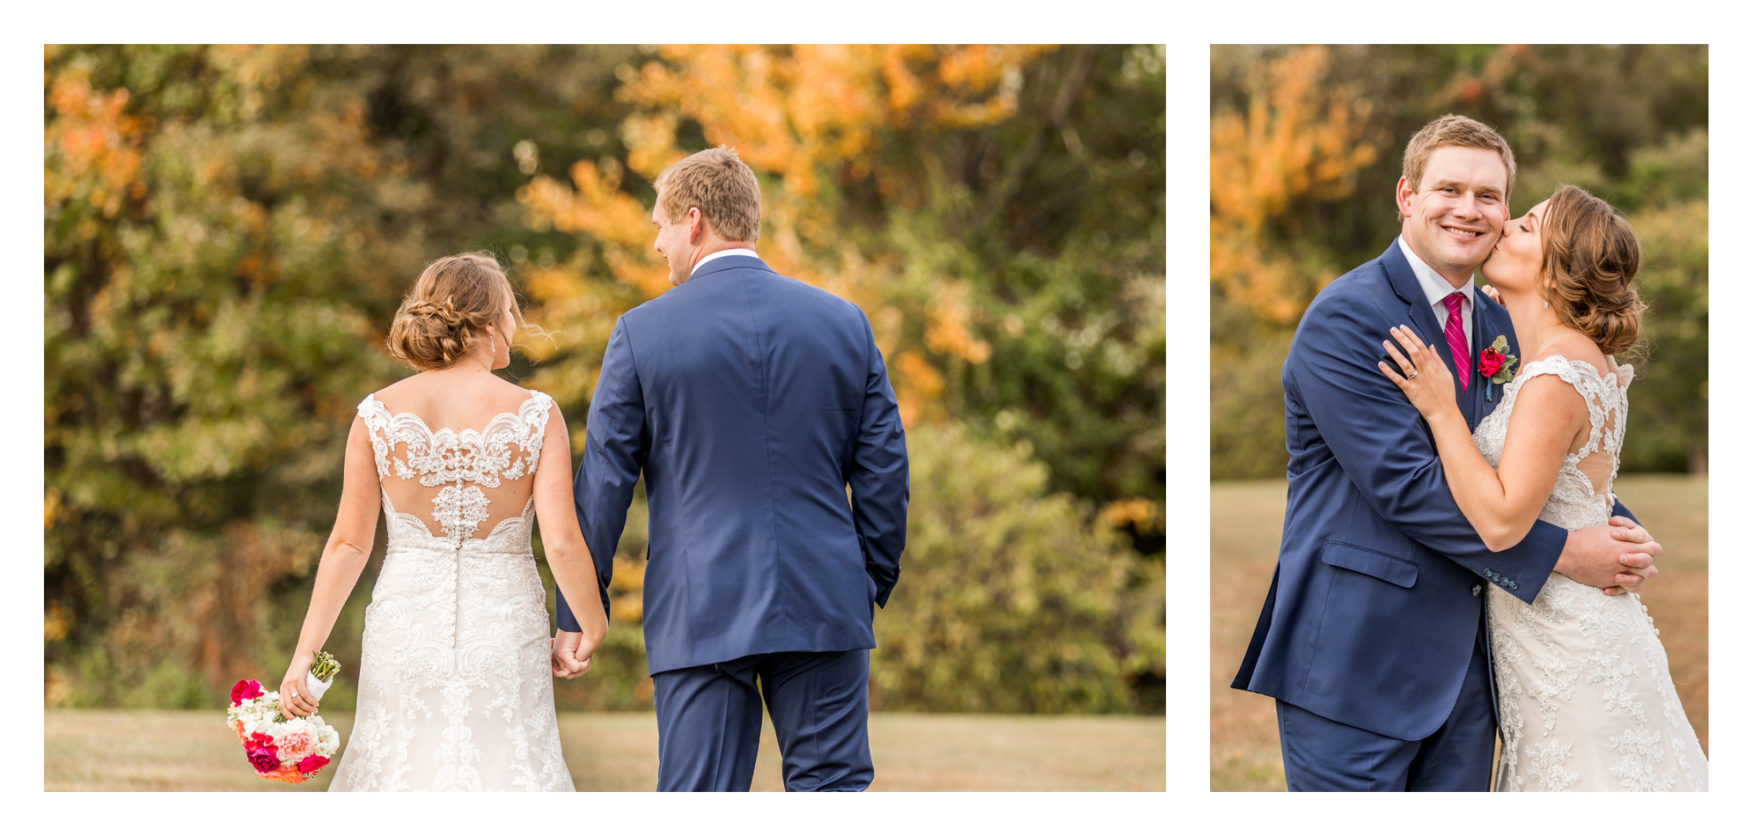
[1479,335,1518,401]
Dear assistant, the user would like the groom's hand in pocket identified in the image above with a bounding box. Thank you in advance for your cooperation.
[1557,516,1660,595]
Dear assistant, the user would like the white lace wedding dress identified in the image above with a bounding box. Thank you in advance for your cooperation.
[1473,355,1707,791]
[328,389,573,791]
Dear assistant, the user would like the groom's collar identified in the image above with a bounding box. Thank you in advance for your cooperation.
[1396,234,1475,314]
[690,248,761,278]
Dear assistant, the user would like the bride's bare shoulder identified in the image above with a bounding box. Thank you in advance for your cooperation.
[368,373,420,402]
[368,372,536,417]
[1534,332,1612,377]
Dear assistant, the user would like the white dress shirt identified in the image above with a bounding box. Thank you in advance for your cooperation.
[1397,234,1474,342]
[691,247,760,277]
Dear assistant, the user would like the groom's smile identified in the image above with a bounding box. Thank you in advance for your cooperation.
[1396,145,1510,287]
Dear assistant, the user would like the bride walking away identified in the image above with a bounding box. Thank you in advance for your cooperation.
[276,252,608,791]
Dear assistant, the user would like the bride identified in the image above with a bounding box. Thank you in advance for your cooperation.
[275,252,610,791]
[1380,185,1707,791]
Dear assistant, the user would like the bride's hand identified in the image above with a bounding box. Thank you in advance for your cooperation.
[1378,325,1457,422]
[552,630,592,679]
[279,651,318,718]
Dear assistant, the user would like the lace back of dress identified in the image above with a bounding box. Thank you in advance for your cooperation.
[1498,355,1630,522]
[356,391,551,547]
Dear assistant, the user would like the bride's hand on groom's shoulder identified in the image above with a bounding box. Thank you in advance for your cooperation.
[1378,326,1456,421]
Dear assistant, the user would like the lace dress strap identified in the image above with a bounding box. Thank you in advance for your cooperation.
[1499,355,1632,516]
[1504,355,1628,466]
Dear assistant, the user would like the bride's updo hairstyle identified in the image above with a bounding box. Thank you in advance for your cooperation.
[1539,185,1645,356]
[386,252,520,370]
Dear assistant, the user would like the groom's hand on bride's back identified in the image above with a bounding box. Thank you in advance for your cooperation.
[1556,516,1660,596]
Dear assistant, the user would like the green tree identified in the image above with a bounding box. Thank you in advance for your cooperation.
[44,44,644,705]
[871,423,1164,713]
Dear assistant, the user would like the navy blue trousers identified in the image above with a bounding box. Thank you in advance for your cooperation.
[1275,626,1496,791]
[651,648,873,792]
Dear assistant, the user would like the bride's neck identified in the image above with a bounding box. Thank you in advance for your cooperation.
[1504,293,1571,361]
[430,356,496,377]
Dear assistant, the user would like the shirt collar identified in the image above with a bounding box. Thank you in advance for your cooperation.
[690,248,760,277]
[1397,234,1474,312]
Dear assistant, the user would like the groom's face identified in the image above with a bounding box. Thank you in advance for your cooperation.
[1396,145,1510,287]
[652,199,694,286]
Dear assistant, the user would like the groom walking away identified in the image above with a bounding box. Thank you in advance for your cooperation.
[553,147,909,791]
[1230,115,1660,791]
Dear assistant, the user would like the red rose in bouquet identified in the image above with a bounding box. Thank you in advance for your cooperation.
[231,679,265,706]
[248,746,282,774]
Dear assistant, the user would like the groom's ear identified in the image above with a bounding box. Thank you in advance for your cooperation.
[1395,177,1415,218]
[686,206,706,243]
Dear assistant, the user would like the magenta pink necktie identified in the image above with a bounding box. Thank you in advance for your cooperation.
[1443,292,1469,391]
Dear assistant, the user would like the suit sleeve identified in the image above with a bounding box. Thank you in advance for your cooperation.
[848,316,909,608]
[556,319,648,631]
[1287,291,1563,604]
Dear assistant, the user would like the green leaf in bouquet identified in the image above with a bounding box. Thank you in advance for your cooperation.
[309,650,341,683]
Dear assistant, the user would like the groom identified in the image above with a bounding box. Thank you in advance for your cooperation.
[553,147,909,791]
[1231,114,1661,791]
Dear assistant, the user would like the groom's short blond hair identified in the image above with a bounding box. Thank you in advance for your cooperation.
[654,147,762,243]
[1402,114,1516,195]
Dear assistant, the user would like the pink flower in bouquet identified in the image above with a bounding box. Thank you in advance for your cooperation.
[278,730,316,760]
[248,747,281,774]
[231,679,264,706]
[298,755,330,775]
[248,731,275,749]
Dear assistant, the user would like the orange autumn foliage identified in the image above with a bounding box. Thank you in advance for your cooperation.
[45,62,146,223]
[517,45,1042,426]
[1211,46,1378,325]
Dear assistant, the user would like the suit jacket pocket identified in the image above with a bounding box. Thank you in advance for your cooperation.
[1320,540,1419,589]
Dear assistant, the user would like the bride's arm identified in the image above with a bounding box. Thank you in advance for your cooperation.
[533,403,610,670]
[1380,326,1585,551]
[279,417,381,717]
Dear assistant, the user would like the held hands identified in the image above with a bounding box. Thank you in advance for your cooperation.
[551,627,606,680]
[1558,516,1661,595]
[1378,325,1457,422]
[279,650,318,718]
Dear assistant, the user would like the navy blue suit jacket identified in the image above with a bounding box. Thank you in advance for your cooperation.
[1231,239,1634,741]
[556,255,909,675]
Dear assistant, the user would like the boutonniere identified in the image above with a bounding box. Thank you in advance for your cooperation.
[1478,335,1518,401]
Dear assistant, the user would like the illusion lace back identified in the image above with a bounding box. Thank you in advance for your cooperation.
[1473,355,1707,791]
[328,389,573,791]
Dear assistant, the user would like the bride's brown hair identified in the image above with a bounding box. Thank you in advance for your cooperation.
[386,252,522,370]
[1539,185,1645,356]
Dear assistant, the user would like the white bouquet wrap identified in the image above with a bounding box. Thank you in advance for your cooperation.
[304,649,340,700]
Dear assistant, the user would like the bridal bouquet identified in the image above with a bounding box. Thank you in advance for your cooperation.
[226,651,343,784]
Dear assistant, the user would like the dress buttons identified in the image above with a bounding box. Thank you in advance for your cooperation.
[1472,584,1483,597]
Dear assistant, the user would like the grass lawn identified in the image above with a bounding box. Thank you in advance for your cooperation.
[1210,474,1708,791]
[44,710,1165,791]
